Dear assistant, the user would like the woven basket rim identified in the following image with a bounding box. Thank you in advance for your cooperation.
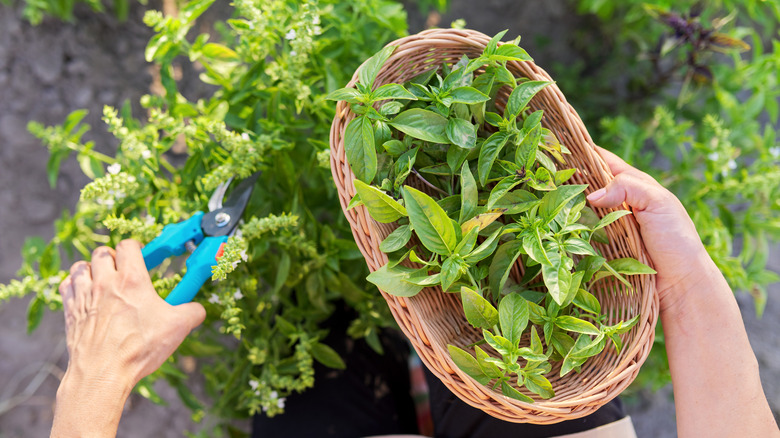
[329,28,659,424]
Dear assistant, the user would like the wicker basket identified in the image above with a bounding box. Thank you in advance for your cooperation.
[329,28,658,424]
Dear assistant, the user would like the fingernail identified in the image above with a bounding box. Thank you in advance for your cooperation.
[587,188,606,202]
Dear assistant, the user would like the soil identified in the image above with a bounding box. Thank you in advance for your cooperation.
[0,1,777,437]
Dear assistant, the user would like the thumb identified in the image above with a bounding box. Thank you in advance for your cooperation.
[586,172,669,213]
[171,301,207,333]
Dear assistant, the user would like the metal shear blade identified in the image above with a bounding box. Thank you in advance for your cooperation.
[141,171,261,305]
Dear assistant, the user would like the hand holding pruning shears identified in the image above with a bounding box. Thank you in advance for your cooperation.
[142,171,260,304]
[50,172,259,436]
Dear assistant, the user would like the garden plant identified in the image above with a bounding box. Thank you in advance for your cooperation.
[0,0,778,434]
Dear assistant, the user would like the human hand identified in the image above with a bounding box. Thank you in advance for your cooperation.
[587,148,780,438]
[58,239,206,389]
[586,147,719,315]
[51,239,206,437]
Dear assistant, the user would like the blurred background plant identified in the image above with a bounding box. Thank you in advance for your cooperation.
[0,0,145,24]
[0,0,777,434]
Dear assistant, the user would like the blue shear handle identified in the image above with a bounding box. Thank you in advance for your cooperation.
[142,212,206,270]
[164,235,228,306]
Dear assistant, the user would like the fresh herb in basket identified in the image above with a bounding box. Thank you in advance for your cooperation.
[327,31,656,402]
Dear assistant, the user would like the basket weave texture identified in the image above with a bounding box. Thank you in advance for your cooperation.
[329,28,658,424]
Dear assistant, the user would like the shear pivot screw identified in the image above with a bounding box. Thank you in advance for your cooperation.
[215,212,231,227]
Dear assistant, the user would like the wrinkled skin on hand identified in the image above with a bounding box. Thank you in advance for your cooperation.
[58,239,206,387]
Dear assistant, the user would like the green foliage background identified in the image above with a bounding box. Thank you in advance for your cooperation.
[1,0,778,434]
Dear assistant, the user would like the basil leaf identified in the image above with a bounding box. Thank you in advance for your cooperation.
[561,334,607,376]
[499,293,529,347]
[461,287,499,330]
[346,193,363,210]
[372,83,417,101]
[461,210,504,234]
[515,125,541,171]
[27,297,44,335]
[530,326,543,354]
[403,186,457,255]
[359,45,396,89]
[383,139,406,157]
[441,257,462,291]
[576,255,606,283]
[607,314,640,335]
[539,185,588,224]
[438,195,462,217]
[446,118,477,149]
[403,273,442,286]
[608,257,657,275]
[502,381,535,403]
[443,58,471,89]
[517,347,548,363]
[536,149,557,173]
[555,315,600,336]
[505,80,553,120]
[475,346,503,379]
[492,190,539,215]
[464,228,501,265]
[609,333,624,352]
[447,145,470,175]
[478,131,510,186]
[484,111,503,127]
[486,175,524,210]
[489,240,523,298]
[492,64,516,87]
[353,179,407,223]
[418,163,452,176]
[390,109,449,143]
[379,225,412,253]
[547,330,573,359]
[528,167,556,191]
[325,87,362,103]
[450,86,490,104]
[573,288,601,314]
[455,226,480,256]
[311,342,347,370]
[379,101,404,116]
[593,264,631,289]
[386,248,412,269]
[593,210,633,231]
[522,227,552,266]
[562,237,597,256]
[493,44,532,61]
[523,109,544,129]
[562,271,585,307]
[366,264,424,297]
[524,372,554,399]
[555,168,577,185]
[483,329,514,354]
[393,148,418,192]
[579,206,609,243]
[542,251,572,306]
[344,116,377,183]
[448,344,491,385]
[485,30,508,56]
[459,162,478,224]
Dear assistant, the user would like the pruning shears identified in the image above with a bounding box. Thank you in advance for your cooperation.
[142,172,261,305]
